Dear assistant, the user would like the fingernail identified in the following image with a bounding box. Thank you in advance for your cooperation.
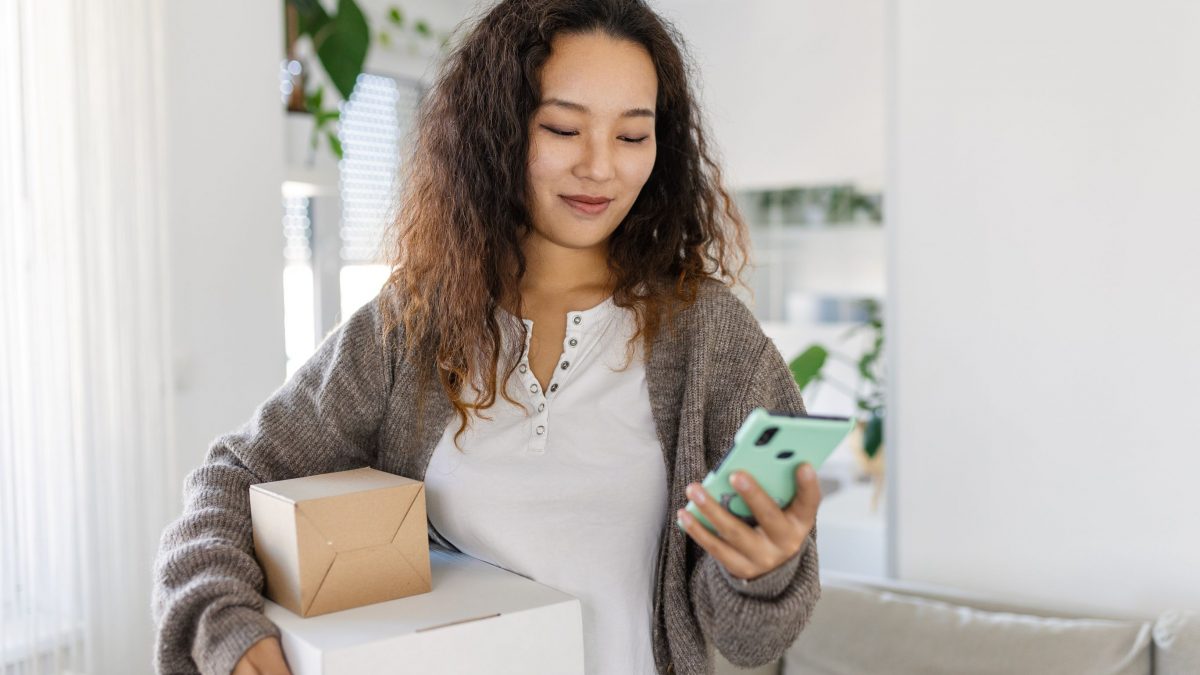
[800,464,815,478]
[732,472,749,490]
[691,486,706,504]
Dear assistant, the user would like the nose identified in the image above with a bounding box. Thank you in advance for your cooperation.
[573,132,616,183]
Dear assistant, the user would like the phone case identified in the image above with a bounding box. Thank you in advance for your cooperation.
[679,408,856,534]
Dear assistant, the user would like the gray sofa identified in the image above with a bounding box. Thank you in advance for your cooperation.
[715,570,1200,675]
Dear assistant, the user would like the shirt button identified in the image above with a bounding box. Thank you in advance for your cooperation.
[568,338,578,347]
[549,383,558,392]
[538,403,545,412]
[536,425,545,435]
[530,383,538,393]
[573,316,582,325]
[560,361,569,370]
[519,364,527,373]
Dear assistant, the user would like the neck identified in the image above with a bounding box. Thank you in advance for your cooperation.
[517,232,615,306]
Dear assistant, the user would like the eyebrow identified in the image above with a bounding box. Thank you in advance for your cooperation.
[540,97,656,119]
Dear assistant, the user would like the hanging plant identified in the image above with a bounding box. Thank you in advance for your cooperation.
[283,1,452,161]
[284,0,371,160]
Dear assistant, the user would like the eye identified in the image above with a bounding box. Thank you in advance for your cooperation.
[540,125,650,144]
[540,125,578,137]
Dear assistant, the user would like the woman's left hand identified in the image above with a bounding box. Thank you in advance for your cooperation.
[677,463,822,581]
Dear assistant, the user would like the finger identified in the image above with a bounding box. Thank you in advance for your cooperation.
[677,508,756,578]
[785,463,822,525]
[729,470,803,553]
[254,638,292,675]
[686,483,758,552]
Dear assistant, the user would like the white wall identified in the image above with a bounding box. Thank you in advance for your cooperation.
[359,0,888,190]
[652,0,885,190]
[162,2,286,482]
[890,1,1200,616]
[358,0,482,84]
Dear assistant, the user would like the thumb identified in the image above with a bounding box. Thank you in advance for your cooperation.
[786,463,822,524]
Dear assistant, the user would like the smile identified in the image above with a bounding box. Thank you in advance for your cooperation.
[560,195,612,216]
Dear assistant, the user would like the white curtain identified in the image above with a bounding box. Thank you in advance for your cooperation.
[1,1,176,673]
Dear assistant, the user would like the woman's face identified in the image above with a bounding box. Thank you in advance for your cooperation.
[525,31,659,253]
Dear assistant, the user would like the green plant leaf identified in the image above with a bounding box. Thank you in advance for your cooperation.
[863,413,883,458]
[304,84,324,112]
[388,6,404,26]
[378,30,392,47]
[789,345,828,391]
[858,351,879,382]
[414,19,431,38]
[313,0,370,101]
[326,130,343,159]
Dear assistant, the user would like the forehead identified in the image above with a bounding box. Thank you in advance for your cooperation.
[537,32,658,116]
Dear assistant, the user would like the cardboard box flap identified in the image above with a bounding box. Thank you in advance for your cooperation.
[305,545,433,616]
[255,467,419,504]
[297,484,421,551]
[391,486,427,547]
[293,484,428,616]
[295,514,339,615]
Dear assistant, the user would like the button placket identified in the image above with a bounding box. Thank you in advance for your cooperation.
[531,399,550,451]
[516,318,549,451]
[548,310,586,400]
[514,298,615,451]
[529,381,550,451]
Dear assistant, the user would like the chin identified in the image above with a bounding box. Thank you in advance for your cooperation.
[532,212,620,250]
[544,228,614,250]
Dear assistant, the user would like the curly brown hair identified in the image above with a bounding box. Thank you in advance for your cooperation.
[377,0,751,447]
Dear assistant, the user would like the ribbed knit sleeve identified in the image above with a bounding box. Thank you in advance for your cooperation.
[151,296,394,674]
[688,337,822,669]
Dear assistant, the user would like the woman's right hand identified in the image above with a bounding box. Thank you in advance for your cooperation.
[232,636,292,675]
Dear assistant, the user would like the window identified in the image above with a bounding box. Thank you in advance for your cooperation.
[282,73,423,375]
[337,73,422,318]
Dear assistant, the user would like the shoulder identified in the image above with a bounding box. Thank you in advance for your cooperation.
[684,279,808,415]
[658,277,771,364]
[679,277,768,344]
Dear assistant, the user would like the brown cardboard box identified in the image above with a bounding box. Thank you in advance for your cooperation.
[249,467,432,617]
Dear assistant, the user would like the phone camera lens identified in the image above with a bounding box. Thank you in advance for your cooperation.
[756,427,779,446]
[776,450,795,459]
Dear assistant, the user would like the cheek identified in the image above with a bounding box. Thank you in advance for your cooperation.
[624,147,657,190]
[527,138,572,193]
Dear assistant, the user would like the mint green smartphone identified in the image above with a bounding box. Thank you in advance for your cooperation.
[678,408,856,534]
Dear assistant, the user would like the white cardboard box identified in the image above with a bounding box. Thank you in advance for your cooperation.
[265,549,585,674]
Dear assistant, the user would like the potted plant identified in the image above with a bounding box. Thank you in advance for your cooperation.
[788,298,886,510]
[283,0,371,162]
[283,0,450,163]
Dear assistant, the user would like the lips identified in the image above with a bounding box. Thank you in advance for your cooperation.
[561,194,613,216]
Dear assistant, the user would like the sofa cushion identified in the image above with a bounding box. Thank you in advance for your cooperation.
[1154,610,1200,675]
[784,584,1152,675]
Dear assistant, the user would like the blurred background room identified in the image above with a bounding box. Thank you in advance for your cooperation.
[2,0,1198,673]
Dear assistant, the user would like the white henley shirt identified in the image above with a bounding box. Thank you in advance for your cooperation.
[424,295,668,675]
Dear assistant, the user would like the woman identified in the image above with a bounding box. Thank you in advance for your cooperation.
[153,1,821,674]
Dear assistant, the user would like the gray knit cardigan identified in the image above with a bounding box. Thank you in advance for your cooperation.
[151,278,820,675]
